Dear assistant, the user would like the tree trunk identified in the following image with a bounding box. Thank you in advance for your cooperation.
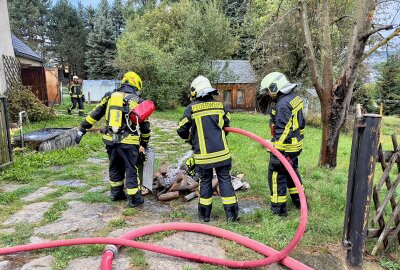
[319,81,353,167]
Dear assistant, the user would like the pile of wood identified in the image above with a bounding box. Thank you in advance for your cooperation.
[143,163,250,202]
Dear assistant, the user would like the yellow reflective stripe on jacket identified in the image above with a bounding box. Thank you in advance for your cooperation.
[178,117,189,128]
[194,153,231,165]
[195,117,207,154]
[226,112,231,121]
[126,188,139,195]
[270,195,287,203]
[86,115,97,125]
[192,109,225,119]
[271,109,276,115]
[273,139,303,152]
[278,117,293,144]
[199,197,213,206]
[300,129,304,135]
[110,180,124,187]
[222,196,237,205]
[194,149,230,160]
[103,134,140,145]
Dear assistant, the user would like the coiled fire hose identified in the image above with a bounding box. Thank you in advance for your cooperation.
[0,127,310,269]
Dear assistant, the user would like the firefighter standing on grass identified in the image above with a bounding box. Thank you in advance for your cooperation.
[74,71,151,208]
[177,75,239,222]
[260,72,305,217]
[67,75,85,116]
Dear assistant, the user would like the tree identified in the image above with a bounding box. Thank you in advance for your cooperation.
[48,0,87,77]
[111,0,126,37]
[116,0,236,109]
[299,0,400,167]
[8,0,51,58]
[86,0,117,79]
[378,54,400,115]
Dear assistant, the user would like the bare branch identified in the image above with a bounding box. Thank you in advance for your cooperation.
[362,27,400,61]
[298,0,322,94]
[360,25,394,40]
[331,15,352,25]
[274,0,285,19]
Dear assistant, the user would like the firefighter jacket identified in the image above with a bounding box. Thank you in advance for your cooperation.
[270,91,305,153]
[177,96,231,169]
[69,82,84,98]
[80,84,151,148]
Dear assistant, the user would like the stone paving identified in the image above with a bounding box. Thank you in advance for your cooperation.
[0,118,385,270]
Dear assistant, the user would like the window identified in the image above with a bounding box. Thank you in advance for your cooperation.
[223,90,231,104]
[237,89,245,105]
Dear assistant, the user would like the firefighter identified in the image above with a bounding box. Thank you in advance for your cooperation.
[259,72,305,216]
[177,75,239,222]
[67,75,85,116]
[74,71,151,208]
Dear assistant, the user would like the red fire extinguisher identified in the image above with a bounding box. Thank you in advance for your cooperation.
[129,100,156,124]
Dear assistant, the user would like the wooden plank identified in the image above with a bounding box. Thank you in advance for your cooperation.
[374,174,400,224]
[392,135,400,172]
[376,152,398,191]
[372,199,400,255]
[385,219,400,251]
[368,227,398,238]
[372,187,388,248]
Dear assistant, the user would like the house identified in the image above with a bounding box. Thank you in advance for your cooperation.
[211,60,258,111]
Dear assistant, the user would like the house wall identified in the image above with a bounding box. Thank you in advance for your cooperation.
[18,57,42,68]
[0,0,15,94]
[212,83,257,111]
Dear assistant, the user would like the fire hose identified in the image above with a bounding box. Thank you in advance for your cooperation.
[0,127,310,269]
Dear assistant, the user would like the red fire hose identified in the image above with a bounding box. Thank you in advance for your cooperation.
[0,127,310,269]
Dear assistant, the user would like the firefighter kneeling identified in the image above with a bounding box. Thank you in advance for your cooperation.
[75,71,152,208]
[177,76,239,222]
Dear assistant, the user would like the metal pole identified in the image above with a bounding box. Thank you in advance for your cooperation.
[344,114,382,268]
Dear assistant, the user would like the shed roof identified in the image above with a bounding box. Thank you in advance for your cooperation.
[211,60,257,84]
[12,34,43,63]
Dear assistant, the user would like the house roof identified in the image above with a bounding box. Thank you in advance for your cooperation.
[211,60,257,84]
[12,34,43,62]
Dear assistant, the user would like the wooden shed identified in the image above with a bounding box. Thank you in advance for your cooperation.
[12,34,51,105]
[211,60,257,111]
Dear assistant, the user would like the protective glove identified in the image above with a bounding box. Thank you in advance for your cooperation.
[82,96,86,102]
[185,157,195,176]
[138,151,147,164]
[75,128,86,144]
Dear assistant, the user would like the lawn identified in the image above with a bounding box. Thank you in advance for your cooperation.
[1,104,399,269]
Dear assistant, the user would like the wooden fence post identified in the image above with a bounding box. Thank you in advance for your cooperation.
[343,113,382,268]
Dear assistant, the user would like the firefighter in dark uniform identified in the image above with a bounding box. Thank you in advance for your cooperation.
[68,75,85,116]
[259,72,305,217]
[75,71,151,208]
[177,75,239,222]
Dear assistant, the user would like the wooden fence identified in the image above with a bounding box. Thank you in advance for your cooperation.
[2,55,21,92]
[0,97,13,169]
[369,134,400,255]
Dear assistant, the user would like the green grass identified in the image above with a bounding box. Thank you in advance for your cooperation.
[1,105,399,269]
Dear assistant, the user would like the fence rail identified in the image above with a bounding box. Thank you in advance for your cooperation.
[0,97,13,169]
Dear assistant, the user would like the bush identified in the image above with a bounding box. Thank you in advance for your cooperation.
[5,83,55,122]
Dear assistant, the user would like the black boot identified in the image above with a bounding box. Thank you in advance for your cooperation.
[127,192,144,208]
[198,204,212,222]
[79,111,85,117]
[67,108,71,115]
[271,203,288,217]
[224,203,239,222]
[110,187,126,201]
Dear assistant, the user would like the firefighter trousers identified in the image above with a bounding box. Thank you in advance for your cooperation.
[70,97,84,115]
[106,144,141,196]
[198,164,237,209]
[268,152,303,215]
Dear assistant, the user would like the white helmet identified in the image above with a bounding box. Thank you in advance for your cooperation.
[190,75,218,98]
[73,75,79,80]
[259,72,297,97]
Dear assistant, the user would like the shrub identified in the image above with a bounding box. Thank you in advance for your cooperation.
[305,112,354,133]
[5,83,55,122]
